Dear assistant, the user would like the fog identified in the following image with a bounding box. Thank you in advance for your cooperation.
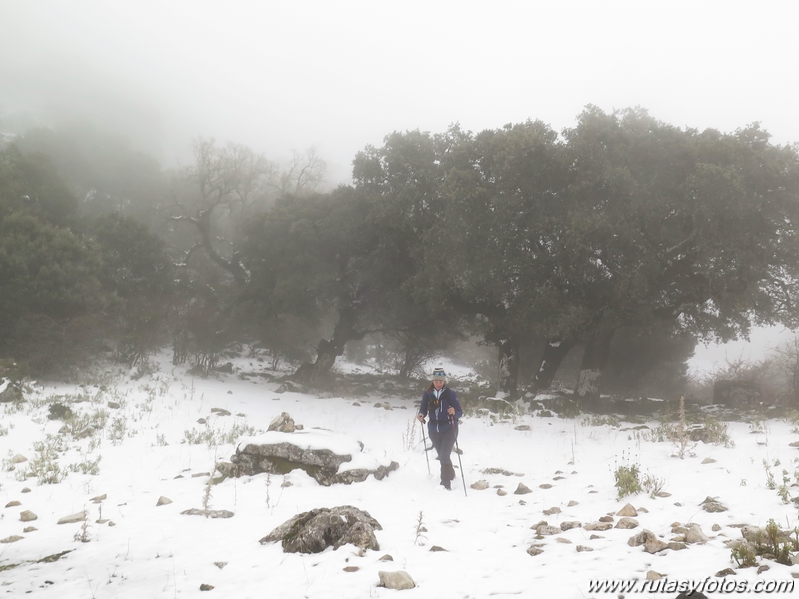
[2,0,798,365]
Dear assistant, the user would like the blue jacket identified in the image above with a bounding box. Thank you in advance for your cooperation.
[419,387,463,433]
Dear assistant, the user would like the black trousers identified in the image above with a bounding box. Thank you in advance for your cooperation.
[429,427,456,466]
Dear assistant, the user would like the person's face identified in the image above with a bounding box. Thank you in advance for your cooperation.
[432,379,445,390]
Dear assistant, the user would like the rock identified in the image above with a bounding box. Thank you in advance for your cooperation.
[227,430,398,486]
[576,545,593,552]
[19,510,37,522]
[377,571,415,590]
[539,483,553,489]
[268,412,295,433]
[599,515,614,523]
[261,505,381,554]
[379,554,393,562]
[567,500,579,507]
[589,534,603,540]
[616,503,637,517]
[10,454,28,464]
[429,546,447,552]
[585,522,613,531]
[91,494,107,503]
[5,501,21,507]
[646,570,663,580]
[1,535,24,543]
[470,480,489,490]
[21,487,31,493]
[343,566,359,572]
[543,506,561,516]
[0,381,23,403]
[701,457,716,464]
[156,496,173,506]
[757,565,770,574]
[514,483,532,495]
[712,523,721,532]
[560,521,581,531]
[700,496,728,513]
[200,583,214,591]
[556,537,572,544]
[685,524,709,544]
[536,525,560,536]
[107,401,121,409]
[715,568,736,577]
[497,489,507,496]
[526,545,544,556]
[57,511,86,524]
[637,507,649,513]
[211,407,231,416]
[615,517,639,529]
[181,509,234,519]
[515,425,531,431]
[644,538,669,554]
[668,541,687,550]
[741,526,762,543]
[23,527,37,533]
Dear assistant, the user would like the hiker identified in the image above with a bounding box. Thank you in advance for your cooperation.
[417,367,463,490]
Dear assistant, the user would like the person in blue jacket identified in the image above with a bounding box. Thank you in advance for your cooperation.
[417,366,463,490]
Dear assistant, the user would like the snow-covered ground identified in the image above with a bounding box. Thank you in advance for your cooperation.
[1,352,799,598]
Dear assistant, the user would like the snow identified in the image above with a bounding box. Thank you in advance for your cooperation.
[1,353,799,597]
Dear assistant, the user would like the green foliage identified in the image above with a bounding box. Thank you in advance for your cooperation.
[29,434,67,484]
[731,543,758,568]
[614,463,642,499]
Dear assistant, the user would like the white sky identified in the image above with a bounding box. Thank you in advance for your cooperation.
[1,0,798,183]
[1,0,798,360]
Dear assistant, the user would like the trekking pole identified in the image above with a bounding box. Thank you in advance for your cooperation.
[419,419,431,476]
[450,415,467,497]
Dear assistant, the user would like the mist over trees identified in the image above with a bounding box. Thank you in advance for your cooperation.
[2,107,799,406]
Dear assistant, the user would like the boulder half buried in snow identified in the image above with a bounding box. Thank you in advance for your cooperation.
[226,429,398,486]
[260,505,382,553]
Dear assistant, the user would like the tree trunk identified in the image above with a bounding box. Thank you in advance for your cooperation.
[497,337,520,398]
[291,306,363,385]
[575,327,616,410]
[531,338,576,394]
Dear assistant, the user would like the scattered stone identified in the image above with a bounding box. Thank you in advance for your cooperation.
[379,554,393,562]
[536,524,560,536]
[589,534,603,540]
[576,545,593,552]
[543,506,561,516]
[214,562,227,569]
[470,480,489,490]
[10,454,27,464]
[515,425,531,431]
[598,515,614,523]
[19,510,37,522]
[616,503,637,517]
[552,476,565,480]
[156,496,173,506]
[685,524,709,544]
[429,546,447,552]
[268,412,296,433]
[668,541,687,551]
[1,536,24,543]
[5,500,21,507]
[701,457,716,464]
[712,523,721,532]
[23,527,37,533]
[646,570,663,580]
[200,583,214,591]
[107,401,121,409]
[539,483,553,489]
[615,517,639,530]
[715,568,736,577]
[654,491,671,497]
[556,537,572,544]
[281,480,293,488]
[700,496,728,513]
[567,500,579,507]
[526,545,544,556]
[91,494,107,503]
[585,522,613,532]
[560,521,581,531]
[197,418,206,425]
[108,521,116,527]
[192,472,211,478]
[261,505,381,554]
[637,507,649,513]
[181,509,234,519]
[343,566,359,572]
[514,483,532,495]
[497,489,507,496]
[377,571,415,590]
[757,565,770,574]
[21,487,31,493]
[0,381,23,403]
[211,408,231,416]
[57,511,86,524]
[644,538,669,554]
[96,519,109,524]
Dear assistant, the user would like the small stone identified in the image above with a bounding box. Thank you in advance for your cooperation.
[57,511,86,524]
[23,527,37,533]
[10,454,28,464]
[654,491,671,497]
[96,519,109,524]
[107,401,121,409]
[757,565,770,574]
[536,524,561,536]
[567,500,579,507]
[585,522,613,531]
[0,535,24,543]
[379,554,393,562]
[156,496,173,506]
[514,483,532,495]
[108,521,116,527]
[378,570,416,590]
[668,541,687,550]
[637,507,649,513]
[515,425,531,431]
[616,503,637,517]
[556,537,572,544]
[644,538,669,554]
[615,517,639,529]
[715,568,736,577]
[470,480,489,490]
[429,546,447,552]
[599,515,614,523]
[200,583,214,591]
[191,472,211,478]
[646,570,663,580]
[90,494,107,503]
[560,521,581,531]
[539,483,553,489]
[5,501,21,508]
[543,507,561,516]
[576,545,593,552]
[685,524,709,544]
[526,545,544,556]
[214,562,227,569]
[497,488,507,496]
[701,457,716,464]
[589,534,603,540]
[21,487,31,493]
[343,566,359,572]
[19,510,37,522]
[712,523,721,532]
[281,480,293,488]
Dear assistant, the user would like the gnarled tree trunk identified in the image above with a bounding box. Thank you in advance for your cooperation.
[497,337,520,398]
[531,338,576,395]
[575,327,616,410]
[292,306,364,386]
